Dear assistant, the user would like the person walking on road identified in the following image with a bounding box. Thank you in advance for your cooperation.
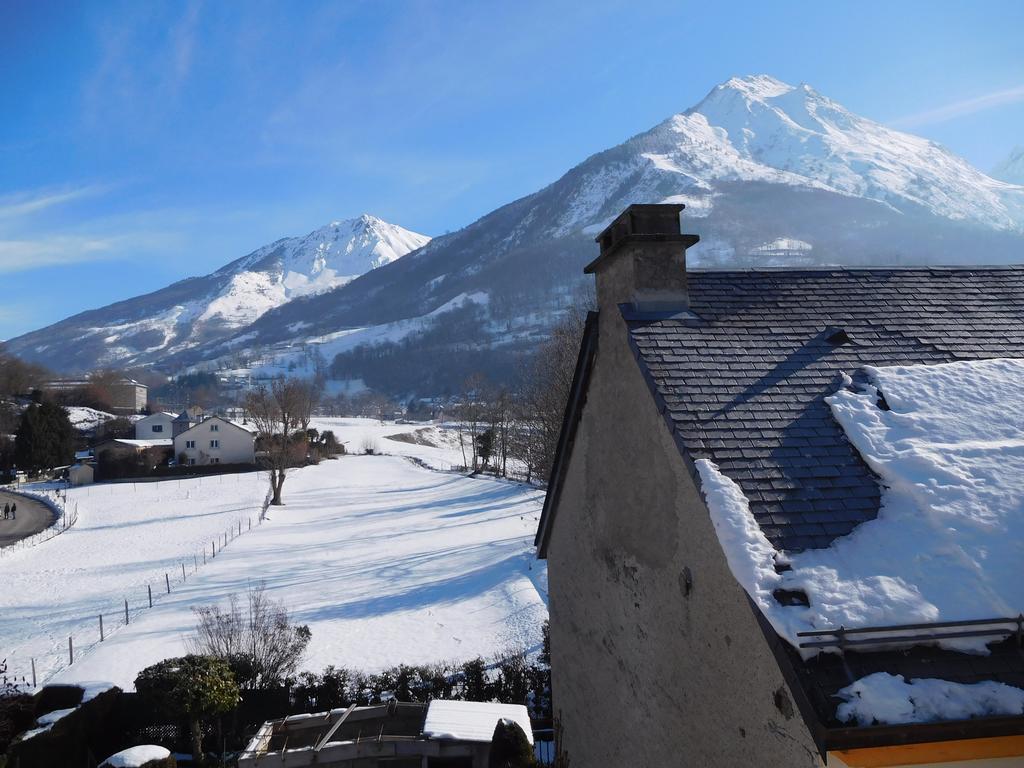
[3,502,8,520]
[9,502,14,520]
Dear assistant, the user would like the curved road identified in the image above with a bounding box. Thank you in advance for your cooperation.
[0,490,56,547]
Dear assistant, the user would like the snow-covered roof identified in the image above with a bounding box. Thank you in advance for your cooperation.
[422,700,533,745]
[698,357,1024,654]
[100,745,170,768]
[175,415,255,438]
[107,439,173,448]
[136,411,175,421]
[537,267,1024,736]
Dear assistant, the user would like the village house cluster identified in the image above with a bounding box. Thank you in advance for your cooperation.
[70,408,257,485]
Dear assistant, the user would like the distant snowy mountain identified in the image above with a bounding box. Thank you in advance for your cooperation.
[9,76,1024,387]
[173,75,1024,391]
[993,146,1024,184]
[5,215,428,371]
[201,215,429,328]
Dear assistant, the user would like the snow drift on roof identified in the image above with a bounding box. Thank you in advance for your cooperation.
[836,672,1024,726]
[697,357,1024,655]
[100,745,171,767]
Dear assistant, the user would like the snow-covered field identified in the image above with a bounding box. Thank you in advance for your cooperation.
[0,474,269,685]
[2,419,546,690]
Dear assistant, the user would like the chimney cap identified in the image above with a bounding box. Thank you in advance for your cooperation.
[585,203,698,274]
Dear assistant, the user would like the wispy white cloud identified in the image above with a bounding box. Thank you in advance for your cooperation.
[0,185,107,219]
[0,182,179,273]
[170,0,202,92]
[0,229,180,274]
[0,235,124,273]
[892,84,1024,128]
[81,1,203,129]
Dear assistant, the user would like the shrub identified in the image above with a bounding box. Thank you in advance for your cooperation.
[489,718,538,768]
[190,582,311,691]
[135,655,238,765]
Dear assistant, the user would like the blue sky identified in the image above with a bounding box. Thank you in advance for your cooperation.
[1,0,1022,339]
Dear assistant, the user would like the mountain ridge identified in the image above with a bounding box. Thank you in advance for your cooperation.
[8,75,1024,388]
[4,214,429,371]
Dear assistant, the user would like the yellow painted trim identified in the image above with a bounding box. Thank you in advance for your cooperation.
[831,735,1024,767]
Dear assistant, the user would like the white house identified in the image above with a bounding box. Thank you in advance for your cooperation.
[173,416,256,466]
[134,412,176,440]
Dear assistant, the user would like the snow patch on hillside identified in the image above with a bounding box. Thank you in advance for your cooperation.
[198,292,489,381]
[65,406,116,430]
[697,358,1024,655]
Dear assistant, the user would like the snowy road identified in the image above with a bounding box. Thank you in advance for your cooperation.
[0,490,53,547]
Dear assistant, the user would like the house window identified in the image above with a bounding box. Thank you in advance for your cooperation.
[210,424,219,432]
[186,440,196,449]
[211,458,220,464]
[188,458,196,466]
[152,424,163,433]
[210,439,219,448]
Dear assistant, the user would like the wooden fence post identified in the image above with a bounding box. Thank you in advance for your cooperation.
[31,658,36,688]
[182,562,186,580]
[99,614,104,642]
[165,573,170,593]
[125,599,130,624]
[68,636,74,665]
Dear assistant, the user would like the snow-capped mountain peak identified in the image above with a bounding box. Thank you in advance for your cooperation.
[625,74,1023,232]
[196,215,430,329]
[228,214,430,281]
[8,75,1024,378]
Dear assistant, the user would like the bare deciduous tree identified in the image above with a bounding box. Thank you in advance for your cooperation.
[512,292,593,483]
[245,377,318,505]
[190,582,311,691]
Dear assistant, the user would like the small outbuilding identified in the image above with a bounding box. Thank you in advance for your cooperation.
[68,463,94,487]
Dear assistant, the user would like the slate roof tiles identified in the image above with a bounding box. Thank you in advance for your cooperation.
[625,267,1024,553]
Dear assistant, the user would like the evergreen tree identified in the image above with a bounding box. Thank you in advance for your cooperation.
[476,428,495,469]
[489,718,537,768]
[14,402,74,473]
[135,655,238,765]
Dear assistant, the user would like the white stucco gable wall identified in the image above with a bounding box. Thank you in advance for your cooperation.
[135,412,175,440]
[173,416,255,466]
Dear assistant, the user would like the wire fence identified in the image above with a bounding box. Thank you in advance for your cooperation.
[0,484,79,556]
[1,477,273,691]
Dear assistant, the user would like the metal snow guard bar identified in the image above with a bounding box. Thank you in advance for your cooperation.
[797,615,1024,650]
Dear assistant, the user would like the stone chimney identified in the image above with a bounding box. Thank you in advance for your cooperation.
[585,203,699,313]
